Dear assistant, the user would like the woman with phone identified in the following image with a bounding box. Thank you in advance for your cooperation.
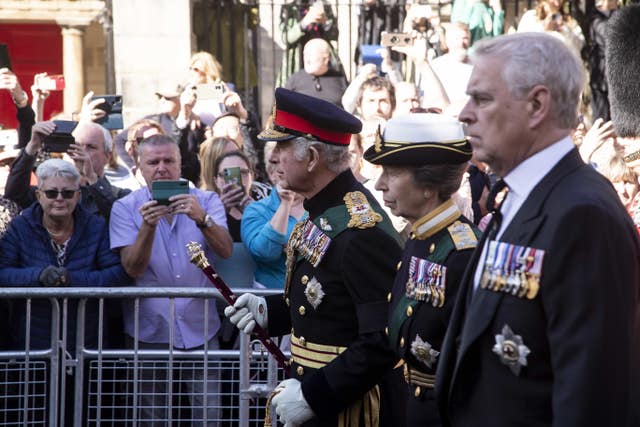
[241,141,307,290]
[184,51,230,128]
[212,150,268,242]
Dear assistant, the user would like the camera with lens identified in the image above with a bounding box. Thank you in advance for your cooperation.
[381,32,414,48]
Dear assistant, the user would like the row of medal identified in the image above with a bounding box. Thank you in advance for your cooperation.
[405,256,447,308]
[288,220,331,269]
[480,240,544,299]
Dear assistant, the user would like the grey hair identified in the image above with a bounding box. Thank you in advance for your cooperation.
[411,163,468,203]
[471,33,585,129]
[36,159,81,188]
[291,136,351,174]
[100,126,113,154]
[138,134,181,159]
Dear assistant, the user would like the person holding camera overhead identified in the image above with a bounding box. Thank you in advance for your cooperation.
[109,134,232,424]
[4,120,130,221]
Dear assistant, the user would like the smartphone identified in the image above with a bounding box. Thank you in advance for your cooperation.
[91,94,123,130]
[380,32,413,48]
[151,180,189,205]
[43,120,78,153]
[0,44,11,70]
[223,166,242,187]
[194,83,225,101]
[38,74,65,91]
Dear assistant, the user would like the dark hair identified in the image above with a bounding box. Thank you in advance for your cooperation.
[607,5,640,138]
[411,162,467,203]
[356,76,396,112]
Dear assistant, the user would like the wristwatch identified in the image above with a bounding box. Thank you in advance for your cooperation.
[196,213,215,229]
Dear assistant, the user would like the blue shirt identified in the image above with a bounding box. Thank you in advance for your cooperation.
[109,186,227,349]
[241,189,306,289]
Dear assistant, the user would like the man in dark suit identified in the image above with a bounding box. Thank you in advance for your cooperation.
[435,32,640,426]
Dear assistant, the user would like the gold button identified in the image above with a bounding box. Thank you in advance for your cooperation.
[299,305,306,316]
[387,292,392,302]
[396,261,402,270]
[285,297,290,306]
[429,243,435,254]
[297,366,305,376]
[299,336,306,346]
[414,386,421,397]
[385,327,389,336]
[301,275,309,285]
[399,337,405,347]
[406,306,413,317]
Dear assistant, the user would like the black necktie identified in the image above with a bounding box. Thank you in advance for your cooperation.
[466,179,508,307]
[485,179,508,238]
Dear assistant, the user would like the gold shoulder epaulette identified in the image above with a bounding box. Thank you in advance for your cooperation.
[344,191,383,229]
[447,221,478,250]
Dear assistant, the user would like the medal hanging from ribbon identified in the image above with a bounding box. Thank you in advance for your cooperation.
[480,241,544,299]
[405,256,447,308]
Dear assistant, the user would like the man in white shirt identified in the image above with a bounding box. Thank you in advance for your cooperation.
[435,32,640,427]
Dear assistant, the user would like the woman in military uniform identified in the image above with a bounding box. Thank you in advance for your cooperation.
[364,113,480,426]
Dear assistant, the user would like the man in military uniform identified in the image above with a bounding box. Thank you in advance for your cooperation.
[435,33,640,426]
[363,113,480,426]
[225,88,403,426]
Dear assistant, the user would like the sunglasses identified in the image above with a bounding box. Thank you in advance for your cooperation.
[40,189,79,199]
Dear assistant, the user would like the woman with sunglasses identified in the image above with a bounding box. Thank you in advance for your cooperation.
[0,158,129,351]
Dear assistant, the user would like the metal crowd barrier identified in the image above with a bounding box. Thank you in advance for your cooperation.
[0,287,286,427]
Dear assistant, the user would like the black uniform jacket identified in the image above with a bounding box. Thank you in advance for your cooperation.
[389,209,478,427]
[266,170,403,425]
[435,148,640,426]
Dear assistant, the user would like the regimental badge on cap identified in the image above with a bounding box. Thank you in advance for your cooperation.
[405,256,447,308]
[344,191,383,229]
[479,241,544,299]
[492,324,530,376]
[410,335,440,369]
[447,221,478,250]
[304,276,325,309]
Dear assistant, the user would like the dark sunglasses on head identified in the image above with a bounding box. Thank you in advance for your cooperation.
[41,189,79,199]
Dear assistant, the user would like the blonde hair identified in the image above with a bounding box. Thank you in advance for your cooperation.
[607,155,638,184]
[199,137,241,191]
[189,51,224,83]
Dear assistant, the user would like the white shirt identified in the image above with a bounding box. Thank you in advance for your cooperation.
[472,136,575,292]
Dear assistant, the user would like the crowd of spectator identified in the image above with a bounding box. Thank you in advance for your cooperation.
[1,0,640,424]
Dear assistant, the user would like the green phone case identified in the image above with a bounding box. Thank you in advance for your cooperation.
[151,180,189,205]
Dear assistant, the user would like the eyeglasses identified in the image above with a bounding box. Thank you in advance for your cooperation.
[40,189,79,199]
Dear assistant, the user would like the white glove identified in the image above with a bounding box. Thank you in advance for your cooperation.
[272,378,314,426]
[223,293,267,334]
